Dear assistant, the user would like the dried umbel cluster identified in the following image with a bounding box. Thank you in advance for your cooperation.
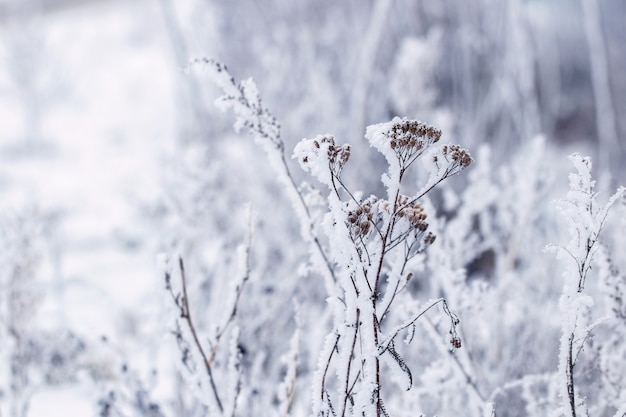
[345,195,437,252]
[450,335,462,349]
[310,135,350,174]
[435,144,473,171]
[394,196,429,232]
[345,197,381,239]
[386,119,441,165]
[297,134,351,180]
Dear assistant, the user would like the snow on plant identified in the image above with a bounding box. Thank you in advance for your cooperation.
[428,138,561,415]
[595,244,626,414]
[0,209,44,417]
[162,210,253,416]
[0,208,94,417]
[547,153,625,417]
[187,58,474,417]
[190,57,337,295]
[294,117,471,417]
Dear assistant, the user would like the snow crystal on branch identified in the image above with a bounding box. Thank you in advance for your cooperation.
[190,58,282,151]
[293,134,350,187]
[548,153,625,417]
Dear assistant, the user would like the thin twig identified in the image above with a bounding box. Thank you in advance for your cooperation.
[378,298,446,353]
[178,257,224,413]
[320,333,340,401]
[340,309,360,417]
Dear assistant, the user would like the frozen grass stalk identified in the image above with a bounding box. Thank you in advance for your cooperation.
[547,153,625,417]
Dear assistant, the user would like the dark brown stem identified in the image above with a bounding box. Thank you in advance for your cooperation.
[373,307,381,417]
[320,333,340,401]
[566,332,577,417]
[340,309,360,417]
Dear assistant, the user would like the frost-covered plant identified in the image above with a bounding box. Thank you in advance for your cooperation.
[293,118,471,417]
[178,60,473,417]
[162,216,252,416]
[96,356,165,417]
[429,138,562,416]
[596,244,626,416]
[0,208,46,417]
[547,154,625,417]
[190,58,336,292]
[0,208,91,417]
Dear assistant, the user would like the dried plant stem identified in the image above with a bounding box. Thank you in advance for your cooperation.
[566,332,577,417]
[340,309,360,417]
[177,257,224,413]
[320,333,340,402]
[279,151,337,285]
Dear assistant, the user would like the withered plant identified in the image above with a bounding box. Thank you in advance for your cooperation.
[163,59,472,417]
[293,119,471,417]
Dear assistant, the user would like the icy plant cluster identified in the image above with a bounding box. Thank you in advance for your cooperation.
[162,60,474,417]
[155,61,626,417]
[547,155,625,417]
[2,50,626,417]
[294,117,471,417]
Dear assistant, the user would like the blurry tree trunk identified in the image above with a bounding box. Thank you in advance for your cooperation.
[4,2,45,145]
[158,0,210,140]
[505,0,541,142]
[467,0,540,155]
[349,0,392,145]
[581,0,620,168]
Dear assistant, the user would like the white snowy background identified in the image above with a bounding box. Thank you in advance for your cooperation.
[1,1,625,417]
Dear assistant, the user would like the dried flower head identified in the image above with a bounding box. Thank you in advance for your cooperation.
[393,195,429,230]
[345,196,382,239]
[366,117,442,173]
[450,336,462,349]
[294,134,350,185]
[439,144,473,170]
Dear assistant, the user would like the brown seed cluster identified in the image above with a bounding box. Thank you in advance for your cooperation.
[439,144,472,169]
[450,336,462,349]
[387,119,442,162]
[312,135,351,175]
[423,232,436,245]
[346,198,377,238]
[395,196,429,231]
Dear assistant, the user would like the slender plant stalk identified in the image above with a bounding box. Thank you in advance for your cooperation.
[177,257,224,413]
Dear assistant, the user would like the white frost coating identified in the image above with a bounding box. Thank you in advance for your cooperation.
[193,58,338,295]
[365,118,401,193]
[378,298,444,351]
[293,135,337,187]
[277,305,300,417]
[549,153,626,417]
[197,62,475,416]
[612,403,626,417]
[225,326,242,417]
[366,118,470,202]
[311,332,339,416]
[365,118,398,161]
[483,402,496,417]
[295,116,470,416]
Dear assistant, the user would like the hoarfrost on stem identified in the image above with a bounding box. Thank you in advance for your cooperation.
[294,117,471,417]
[548,153,625,417]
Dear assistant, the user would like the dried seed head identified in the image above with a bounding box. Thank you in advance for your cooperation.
[450,336,462,349]
[423,232,436,245]
[380,118,442,167]
[441,144,473,169]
